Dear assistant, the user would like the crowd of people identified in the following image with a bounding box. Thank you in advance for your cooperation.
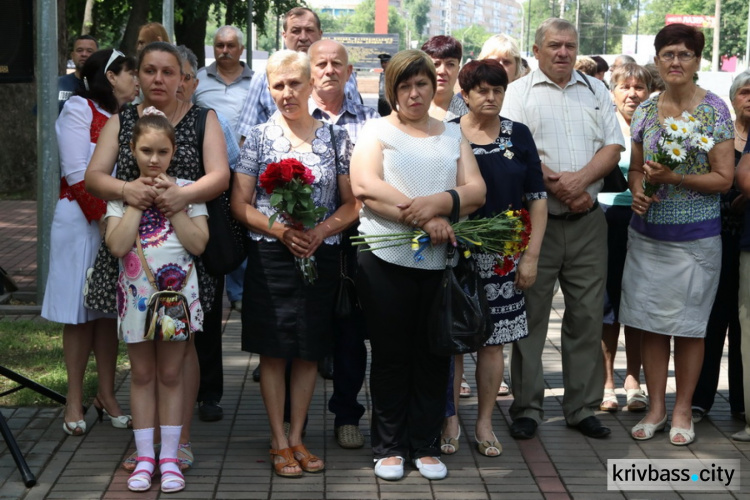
[41,7,750,492]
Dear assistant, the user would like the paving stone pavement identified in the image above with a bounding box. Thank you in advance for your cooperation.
[2,200,750,499]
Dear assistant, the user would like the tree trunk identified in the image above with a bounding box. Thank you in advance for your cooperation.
[175,6,209,69]
[81,0,94,35]
[119,0,150,57]
[225,0,236,26]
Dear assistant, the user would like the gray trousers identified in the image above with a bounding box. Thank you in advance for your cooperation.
[738,253,750,433]
[510,208,607,425]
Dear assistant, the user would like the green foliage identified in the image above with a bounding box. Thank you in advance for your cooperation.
[634,0,748,60]
[403,0,430,38]
[319,12,345,33]
[0,320,129,406]
[453,25,492,60]
[519,0,637,56]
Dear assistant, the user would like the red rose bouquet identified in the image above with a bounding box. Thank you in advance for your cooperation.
[259,158,328,283]
[351,209,531,277]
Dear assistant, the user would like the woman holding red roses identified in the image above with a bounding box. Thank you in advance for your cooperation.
[231,49,358,478]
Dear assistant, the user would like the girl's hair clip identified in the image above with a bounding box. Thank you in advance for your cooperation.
[83,76,90,91]
[143,106,167,118]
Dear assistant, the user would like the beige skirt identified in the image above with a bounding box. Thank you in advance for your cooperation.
[619,227,720,338]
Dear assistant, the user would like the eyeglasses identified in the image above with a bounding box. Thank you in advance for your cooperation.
[104,49,126,73]
[184,73,196,81]
[657,51,696,63]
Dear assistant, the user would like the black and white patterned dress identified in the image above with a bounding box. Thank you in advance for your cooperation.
[453,117,547,345]
[85,105,218,314]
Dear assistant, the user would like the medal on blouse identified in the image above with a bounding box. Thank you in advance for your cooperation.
[497,137,514,159]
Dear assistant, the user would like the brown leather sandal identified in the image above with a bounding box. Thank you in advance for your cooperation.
[290,444,325,473]
[269,448,303,478]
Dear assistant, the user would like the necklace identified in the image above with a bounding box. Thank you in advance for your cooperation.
[735,124,748,142]
[285,124,317,149]
[169,101,182,125]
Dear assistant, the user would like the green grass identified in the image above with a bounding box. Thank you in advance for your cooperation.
[0,319,129,406]
[0,190,33,201]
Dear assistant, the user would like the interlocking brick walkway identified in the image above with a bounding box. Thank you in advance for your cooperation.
[1,200,748,499]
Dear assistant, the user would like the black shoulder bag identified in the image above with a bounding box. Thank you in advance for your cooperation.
[329,124,360,318]
[577,71,629,194]
[195,107,249,276]
[428,189,492,356]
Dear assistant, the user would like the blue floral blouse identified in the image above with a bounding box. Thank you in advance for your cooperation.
[630,90,733,241]
[237,122,353,245]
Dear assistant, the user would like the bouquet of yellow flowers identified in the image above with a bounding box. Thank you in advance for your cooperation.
[643,111,715,197]
[351,209,531,276]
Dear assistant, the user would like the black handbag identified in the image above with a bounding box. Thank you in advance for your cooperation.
[600,166,629,193]
[428,189,492,356]
[334,247,360,318]
[574,71,629,194]
[195,107,248,276]
[330,125,360,318]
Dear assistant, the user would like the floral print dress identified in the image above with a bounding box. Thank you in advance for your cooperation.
[85,105,218,314]
[453,117,546,345]
[106,179,207,343]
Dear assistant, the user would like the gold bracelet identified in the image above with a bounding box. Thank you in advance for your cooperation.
[121,181,127,200]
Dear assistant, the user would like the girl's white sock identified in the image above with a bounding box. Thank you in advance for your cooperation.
[159,425,184,489]
[129,427,155,489]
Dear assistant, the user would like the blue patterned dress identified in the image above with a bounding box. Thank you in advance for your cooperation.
[453,117,546,345]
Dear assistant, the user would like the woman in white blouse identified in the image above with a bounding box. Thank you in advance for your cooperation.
[43,49,138,435]
[350,50,485,481]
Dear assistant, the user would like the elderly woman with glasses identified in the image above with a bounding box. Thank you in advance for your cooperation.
[621,24,734,446]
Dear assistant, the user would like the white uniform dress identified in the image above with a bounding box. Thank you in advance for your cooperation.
[42,96,112,324]
[106,180,207,343]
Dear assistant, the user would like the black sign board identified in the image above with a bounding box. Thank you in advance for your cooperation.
[325,33,400,69]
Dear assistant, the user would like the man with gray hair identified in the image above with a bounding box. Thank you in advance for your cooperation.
[183,42,246,423]
[194,25,253,321]
[502,18,625,440]
[194,25,253,142]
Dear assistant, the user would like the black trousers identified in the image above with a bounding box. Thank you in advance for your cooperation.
[357,251,449,460]
[693,230,744,413]
[196,276,224,403]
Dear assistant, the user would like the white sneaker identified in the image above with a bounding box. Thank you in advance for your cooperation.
[374,457,404,480]
[414,457,447,480]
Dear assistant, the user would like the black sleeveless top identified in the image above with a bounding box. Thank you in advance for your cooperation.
[85,104,218,314]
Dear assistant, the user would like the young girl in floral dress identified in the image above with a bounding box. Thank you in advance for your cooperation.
[105,109,208,493]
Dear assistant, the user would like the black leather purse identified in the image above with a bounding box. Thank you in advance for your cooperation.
[330,126,360,318]
[195,107,248,276]
[428,189,492,356]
